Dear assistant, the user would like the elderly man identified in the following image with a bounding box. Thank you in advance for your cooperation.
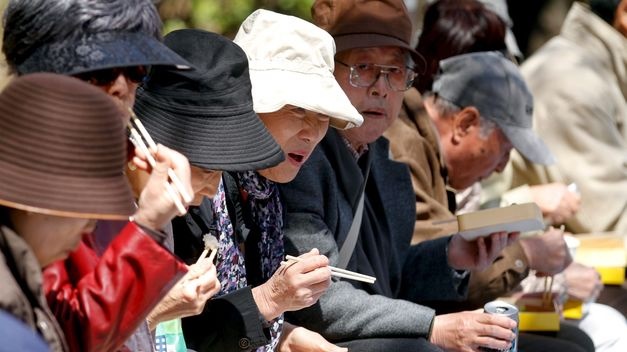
[385,51,570,305]
[279,1,520,351]
[1,1,201,351]
[385,50,605,351]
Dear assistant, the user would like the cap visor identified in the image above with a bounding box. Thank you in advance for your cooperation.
[501,124,555,165]
[19,32,191,76]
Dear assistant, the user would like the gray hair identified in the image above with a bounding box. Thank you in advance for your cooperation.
[3,0,162,71]
[426,93,496,139]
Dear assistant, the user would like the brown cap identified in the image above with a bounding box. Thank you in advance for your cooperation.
[0,73,135,220]
[312,0,425,71]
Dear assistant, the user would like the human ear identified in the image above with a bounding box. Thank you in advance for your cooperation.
[451,106,481,143]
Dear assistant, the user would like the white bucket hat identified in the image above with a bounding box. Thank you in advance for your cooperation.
[233,9,363,129]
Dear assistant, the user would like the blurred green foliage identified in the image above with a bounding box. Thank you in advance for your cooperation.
[158,0,314,38]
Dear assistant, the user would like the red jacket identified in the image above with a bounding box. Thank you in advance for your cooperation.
[43,221,187,352]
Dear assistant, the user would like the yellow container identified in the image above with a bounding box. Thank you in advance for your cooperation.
[563,299,584,320]
[519,311,560,331]
[515,293,560,331]
[596,266,625,285]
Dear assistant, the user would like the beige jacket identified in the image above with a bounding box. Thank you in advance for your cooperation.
[503,3,627,234]
[0,226,68,352]
[385,89,529,308]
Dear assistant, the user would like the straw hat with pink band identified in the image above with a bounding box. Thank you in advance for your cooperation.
[0,73,135,220]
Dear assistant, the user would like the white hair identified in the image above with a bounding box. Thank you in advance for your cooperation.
[426,92,497,139]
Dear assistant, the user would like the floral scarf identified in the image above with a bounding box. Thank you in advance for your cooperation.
[212,172,284,351]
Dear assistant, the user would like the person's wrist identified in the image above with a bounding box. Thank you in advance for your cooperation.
[252,284,282,321]
[132,210,160,232]
[446,235,464,270]
[518,237,536,269]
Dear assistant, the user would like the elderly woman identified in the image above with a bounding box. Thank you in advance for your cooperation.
[131,28,286,339]
[1,1,218,351]
[135,11,363,352]
[0,73,189,351]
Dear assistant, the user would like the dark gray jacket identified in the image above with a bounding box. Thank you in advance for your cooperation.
[279,130,468,342]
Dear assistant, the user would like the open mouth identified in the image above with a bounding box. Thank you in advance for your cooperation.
[288,153,304,163]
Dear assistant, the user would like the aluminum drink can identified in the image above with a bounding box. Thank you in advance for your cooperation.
[481,300,518,352]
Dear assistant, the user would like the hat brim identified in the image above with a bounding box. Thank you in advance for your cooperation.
[0,159,135,220]
[500,124,555,165]
[334,33,426,74]
[134,90,285,172]
[249,68,363,130]
[17,31,191,76]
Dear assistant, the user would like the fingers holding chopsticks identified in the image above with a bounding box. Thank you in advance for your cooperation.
[133,144,194,231]
[256,249,331,315]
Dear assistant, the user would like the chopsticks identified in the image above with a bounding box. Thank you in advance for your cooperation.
[197,247,217,264]
[196,234,219,264]
[127,108,192,215]
[541,225,566,307]
[542,275,554,307]
[283,255,376,284]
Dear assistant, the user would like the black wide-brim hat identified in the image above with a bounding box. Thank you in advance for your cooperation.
[0,73,135,219]
[16,31,190,75]
[134,29,284,172]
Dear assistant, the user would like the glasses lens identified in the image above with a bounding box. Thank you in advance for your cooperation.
[75,66,147,86]
[75,69,119,86]
[350,64,416,91]
[124,66,148,84]
[350,64,378,87]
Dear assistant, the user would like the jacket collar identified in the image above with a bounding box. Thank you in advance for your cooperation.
[0,226,43,300]
[561,2,627,98]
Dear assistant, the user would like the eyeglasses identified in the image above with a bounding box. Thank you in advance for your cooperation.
[335,60,417,92]
[74,66,148,86]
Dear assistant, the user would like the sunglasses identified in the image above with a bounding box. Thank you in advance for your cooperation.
[74,66,148,86]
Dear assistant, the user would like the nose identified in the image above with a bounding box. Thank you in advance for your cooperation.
[104,74,138,110]
[367,72,389,98]
[299,115,329,143]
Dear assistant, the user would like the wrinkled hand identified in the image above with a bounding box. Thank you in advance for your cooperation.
[146,258,220,330]
[564,262,603,301]
[252,249,331,321]
[278,322,347,352]
[133,144,193,231]
[430,311,517,352]
[529,183,580,225]
[448,232,519,271]
[519,227,572,275]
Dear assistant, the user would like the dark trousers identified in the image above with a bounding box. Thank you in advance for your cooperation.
[333,323,592,352]
[336,337,443,352]
[519,323,595,352]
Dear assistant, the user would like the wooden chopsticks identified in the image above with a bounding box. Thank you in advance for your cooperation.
[542,275,554,307]
[283,255,376,284]
[127,108,192,214]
